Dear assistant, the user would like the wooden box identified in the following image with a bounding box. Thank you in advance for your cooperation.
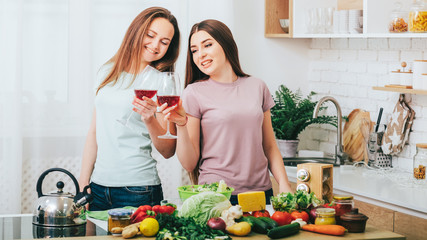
[296,163,333,203]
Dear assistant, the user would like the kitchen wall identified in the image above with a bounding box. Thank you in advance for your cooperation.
[298,38,427,171]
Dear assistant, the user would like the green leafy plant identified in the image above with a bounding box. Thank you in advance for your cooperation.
[271,85,337,140]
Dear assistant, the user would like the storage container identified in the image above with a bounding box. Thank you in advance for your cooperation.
[340,208,369,233]
[413,143,427,180]
[409,0,427,32]
[315,208,336,225]
[107,209,132,233]
[389,2,408,33]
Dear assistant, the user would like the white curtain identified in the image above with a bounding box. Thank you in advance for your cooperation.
[0,0,235,214]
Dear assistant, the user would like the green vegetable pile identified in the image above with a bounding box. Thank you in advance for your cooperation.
[155,213,231,240]
[271,190,324,212]
[179,191,232,225]
[181,180,231,193]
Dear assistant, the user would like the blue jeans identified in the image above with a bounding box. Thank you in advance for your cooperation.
[88,182,164,211]
[229,188,273,206]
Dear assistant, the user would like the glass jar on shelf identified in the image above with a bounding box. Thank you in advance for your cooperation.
[413,143,427,181]
[409,0,427,33]
[389,2,408,33]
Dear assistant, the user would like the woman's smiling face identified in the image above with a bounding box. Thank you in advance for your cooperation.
[142,17,174,63]
[190,30,228,77]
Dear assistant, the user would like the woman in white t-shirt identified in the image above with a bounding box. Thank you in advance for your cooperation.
[78,7,181,210]
[164,19,292,205]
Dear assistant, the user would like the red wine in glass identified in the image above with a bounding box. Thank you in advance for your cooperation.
[158,95,180,107]
[134,89,157,100]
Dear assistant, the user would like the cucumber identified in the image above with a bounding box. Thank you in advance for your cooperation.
[246,216,269,234]
[257,217,278,229]
[267,222,300,239]
[236,216,254,227]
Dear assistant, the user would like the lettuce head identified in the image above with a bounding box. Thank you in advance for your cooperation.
[178,191,232,224]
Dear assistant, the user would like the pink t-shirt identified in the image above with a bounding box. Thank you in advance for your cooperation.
[182,76,275,194]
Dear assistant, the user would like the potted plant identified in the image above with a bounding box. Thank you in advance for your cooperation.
[270,85,337,158]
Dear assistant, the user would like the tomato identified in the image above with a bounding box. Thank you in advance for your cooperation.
[252,210,270,218]
[242,212,252,217]
[290,210,309,222]
[271,211,292,226]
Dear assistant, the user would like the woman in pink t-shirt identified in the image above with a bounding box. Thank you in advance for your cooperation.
[163,19,292,204]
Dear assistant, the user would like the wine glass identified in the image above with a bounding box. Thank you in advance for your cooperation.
[117,65,161,131]
[157,72,181,139]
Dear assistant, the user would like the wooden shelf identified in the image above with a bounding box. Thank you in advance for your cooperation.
[265,0,292,37]
[265,0,427,39]
[372,86,427,95]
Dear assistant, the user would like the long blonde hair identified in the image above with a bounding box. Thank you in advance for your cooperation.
[97,7,180,94]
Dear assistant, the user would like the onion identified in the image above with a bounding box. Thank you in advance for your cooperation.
[207,217,226,231]
[309,207,318,223]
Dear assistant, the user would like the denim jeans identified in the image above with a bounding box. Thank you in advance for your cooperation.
[229,188,273,206]
[88,182,164,211]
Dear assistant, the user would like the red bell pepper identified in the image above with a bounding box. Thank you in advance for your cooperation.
[130,205,156,223]
[156,203,176,215]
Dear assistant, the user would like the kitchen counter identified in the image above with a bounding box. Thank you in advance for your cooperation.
[37,224,404,240]
[285,165,427,219]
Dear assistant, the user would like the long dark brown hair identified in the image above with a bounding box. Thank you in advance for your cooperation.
[97,7,180,94]
[185,19,249,184]
[185,19,249,88]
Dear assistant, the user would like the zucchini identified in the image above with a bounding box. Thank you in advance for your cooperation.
[267,222,300,239]
[257,217,278,229]
[246,216,269,234]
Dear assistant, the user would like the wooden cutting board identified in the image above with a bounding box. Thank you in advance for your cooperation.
[343,109,374,162]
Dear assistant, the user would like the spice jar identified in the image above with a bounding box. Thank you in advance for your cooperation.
[413,143,427,180]
[340,208,369,233]
[409,0,427,32]
[333,195,354,224]
[108,208,133,233]
[315,208,336,225]
[389,2,408,33]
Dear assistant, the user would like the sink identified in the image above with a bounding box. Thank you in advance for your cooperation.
[283,157,340,167]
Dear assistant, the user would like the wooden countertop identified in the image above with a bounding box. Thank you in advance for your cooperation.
[43,224,405,240]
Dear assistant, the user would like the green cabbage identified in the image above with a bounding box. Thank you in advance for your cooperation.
[178,191,232,224]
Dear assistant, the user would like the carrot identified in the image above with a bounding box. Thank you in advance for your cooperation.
[301,224,347,236]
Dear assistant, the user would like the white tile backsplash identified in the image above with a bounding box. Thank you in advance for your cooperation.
[304,38,427,171]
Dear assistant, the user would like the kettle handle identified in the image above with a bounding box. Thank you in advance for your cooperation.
[36,168,80,198]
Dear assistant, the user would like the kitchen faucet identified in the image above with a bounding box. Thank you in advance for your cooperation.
[313,96,346,165]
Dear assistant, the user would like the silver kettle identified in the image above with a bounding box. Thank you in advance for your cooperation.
[32,168,93,228]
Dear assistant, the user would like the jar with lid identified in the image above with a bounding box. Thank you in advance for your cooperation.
[389,2,408,33]
[333,195,354,224]
[108,208,133,233]
[413,143,427,180]
[340,208,369,233]
[315,208,336,225]
[409,0,427,32]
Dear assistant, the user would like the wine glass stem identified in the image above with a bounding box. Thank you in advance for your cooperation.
[165,120,171,135]
[126,111,134,123]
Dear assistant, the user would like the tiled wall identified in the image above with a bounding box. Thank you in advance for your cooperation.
[300,38,427,171]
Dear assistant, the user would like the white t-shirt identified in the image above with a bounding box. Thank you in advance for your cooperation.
[91,64,161,187]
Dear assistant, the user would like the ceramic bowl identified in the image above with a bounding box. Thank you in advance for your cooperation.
[279,19,290,33]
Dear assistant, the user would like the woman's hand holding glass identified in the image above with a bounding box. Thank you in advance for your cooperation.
[117,65,160,131]
[132,94,158,122]
[161,99,187,127]
[157,72,181,139]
